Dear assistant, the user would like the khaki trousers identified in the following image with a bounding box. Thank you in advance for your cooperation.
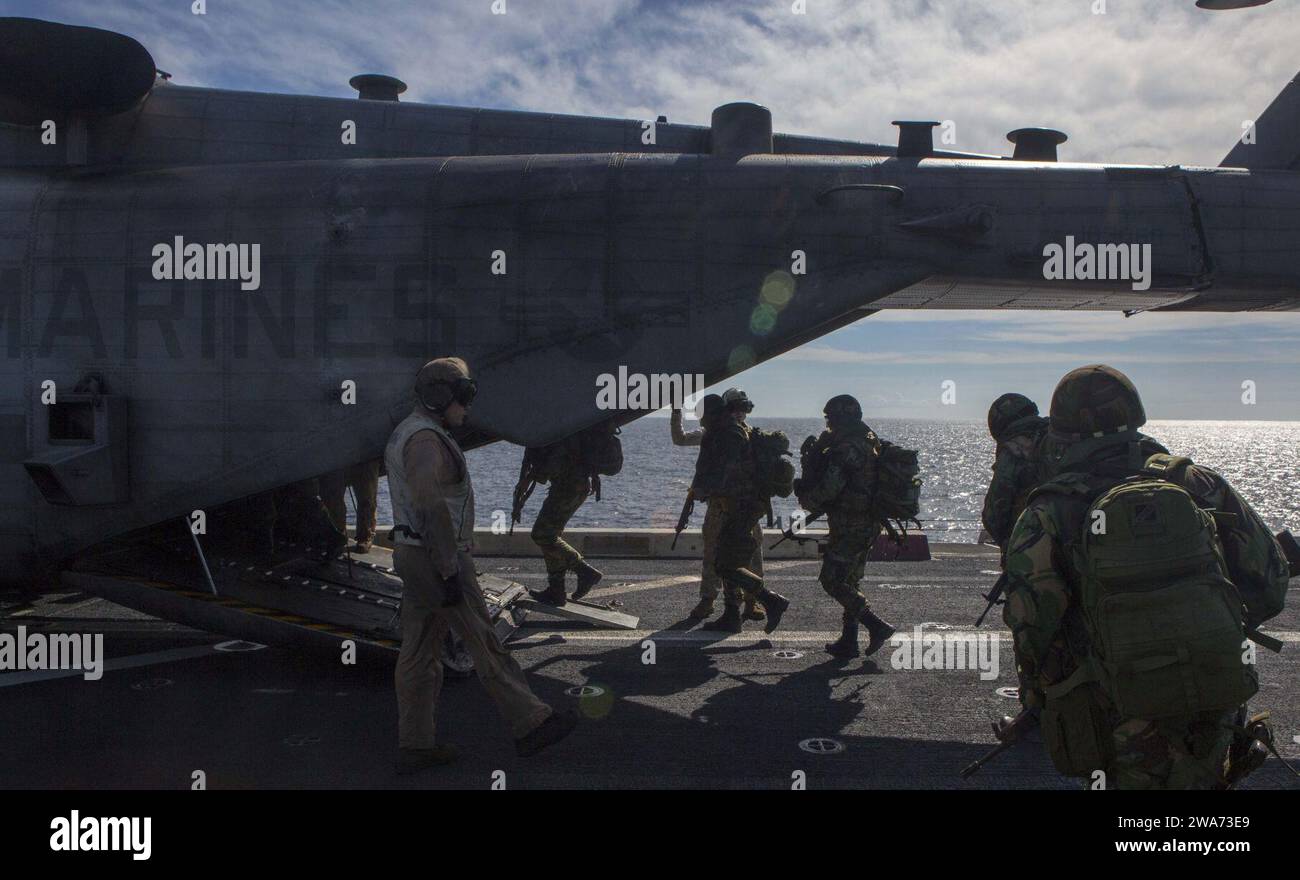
[320,461,380,543]
[393,545,551,747]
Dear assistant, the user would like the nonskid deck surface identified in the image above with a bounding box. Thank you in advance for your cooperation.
[2,545,1297,790]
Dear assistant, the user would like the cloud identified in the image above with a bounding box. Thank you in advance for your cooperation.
[862,309,1300,345]
[31,0,1300,166]
[782,343,1300,366]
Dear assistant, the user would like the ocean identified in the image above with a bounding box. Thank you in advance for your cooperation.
[358,419,1300,543]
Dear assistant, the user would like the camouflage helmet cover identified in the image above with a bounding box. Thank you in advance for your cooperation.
[721,387,754,412]
[987,393,1039,440]
[823,394,863,425]
[698,393,725,420]
[1049,364,1146,437]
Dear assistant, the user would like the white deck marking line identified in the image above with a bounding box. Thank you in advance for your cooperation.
[0,644,221,688]
[511,629,1300,646]
[586,574,700,598]
[580,561,836,598]
[578,572,984,597]
[510,629,1010,646]
[504,566,812,579]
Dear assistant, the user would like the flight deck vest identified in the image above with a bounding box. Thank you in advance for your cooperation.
[385,410,475,550]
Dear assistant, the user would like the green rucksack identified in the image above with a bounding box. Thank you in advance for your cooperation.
[580,424,623,477]
[1049,456,1257,724]
[797,432,831,487]
[749,428,795,499]
[522,443,561,484]
[874,441,922,526]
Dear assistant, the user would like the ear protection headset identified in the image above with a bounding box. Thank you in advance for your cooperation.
[419,376,478,413]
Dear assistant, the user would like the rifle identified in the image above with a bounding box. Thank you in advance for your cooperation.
[510,453,537,536]
[960,707,1040,779]
[772,511,823,549]
[671,491,695,550]
[975,571,1008,628]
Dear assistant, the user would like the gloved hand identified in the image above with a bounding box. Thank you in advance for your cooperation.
[440,568,465,608]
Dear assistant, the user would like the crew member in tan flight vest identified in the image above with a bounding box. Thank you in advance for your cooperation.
[385,357,577,774]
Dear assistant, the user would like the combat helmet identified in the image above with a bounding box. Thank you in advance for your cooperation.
[1049,364,1146,438]
[987,393,1039,441]
[823,394,863,427]
[698,393,725,424]
[721,387,754,413]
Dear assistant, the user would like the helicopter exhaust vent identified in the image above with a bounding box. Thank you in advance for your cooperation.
[892,121,941,158]
[1007,128,1068,162]
[349,74,407,102]
[710,102,773,157]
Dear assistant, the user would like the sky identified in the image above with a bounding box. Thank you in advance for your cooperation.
[14,0,1300,419]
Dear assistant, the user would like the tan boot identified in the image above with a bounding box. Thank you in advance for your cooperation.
[742,597,765,621]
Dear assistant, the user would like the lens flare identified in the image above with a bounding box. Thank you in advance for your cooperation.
[749,303,777,335]
[760,270,795,310]
[727,345,755,372]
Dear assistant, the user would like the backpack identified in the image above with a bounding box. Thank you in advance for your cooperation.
[749,428,795,498]
[797,431,832,492]
[580,424,623,477]
[522,443,561,484]
[1034,455,1256,748]
[873,441,922,524]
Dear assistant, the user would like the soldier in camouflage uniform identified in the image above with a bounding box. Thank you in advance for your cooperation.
[980,394,1052,554]
[671,395,764,622]
[690,391,790,634]
[1004,365,1290,789]
[522,436,603,607]
[796,395,898,658]
[980,394,1053,711]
